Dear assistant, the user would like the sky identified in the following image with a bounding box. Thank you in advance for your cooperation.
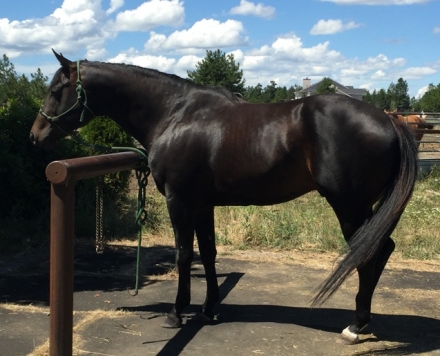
[1,0,440,98]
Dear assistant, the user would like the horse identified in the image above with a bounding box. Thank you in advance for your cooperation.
[385,109,434,145]
[30,50,418,344]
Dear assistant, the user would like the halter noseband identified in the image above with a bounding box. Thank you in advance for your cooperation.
[39,61,95,123]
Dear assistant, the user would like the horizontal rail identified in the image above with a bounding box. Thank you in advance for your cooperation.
[46,151,143,185]
[390,112,440,116]
[414,129,440,134]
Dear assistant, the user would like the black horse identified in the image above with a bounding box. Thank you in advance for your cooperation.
[30,50,418,343]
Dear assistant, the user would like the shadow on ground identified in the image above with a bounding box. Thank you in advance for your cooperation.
[1,243,439,355]
[0,242,177,305]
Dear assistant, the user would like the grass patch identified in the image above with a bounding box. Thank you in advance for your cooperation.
[140,168,440,260]
[2,169,439,260]
[393,168,440,259]
[213,195,345,252]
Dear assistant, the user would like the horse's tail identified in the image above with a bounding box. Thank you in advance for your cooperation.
[312,119,418,306]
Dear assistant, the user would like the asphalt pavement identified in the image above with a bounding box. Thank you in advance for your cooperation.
[1,244,440,356]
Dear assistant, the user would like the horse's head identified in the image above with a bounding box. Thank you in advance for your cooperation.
[30,50,93,150]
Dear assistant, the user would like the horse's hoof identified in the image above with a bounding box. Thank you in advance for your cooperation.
[341,326,360,344]
[161,315,182,328]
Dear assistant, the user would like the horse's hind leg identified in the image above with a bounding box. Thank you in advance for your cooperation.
[329,202,395,343]
[342,237,395,343]
[195,205,219,321]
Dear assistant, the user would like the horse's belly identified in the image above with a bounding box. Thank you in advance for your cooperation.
[211,172,317,206]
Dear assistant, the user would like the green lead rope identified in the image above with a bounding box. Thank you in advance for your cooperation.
[110,147,150,296]
[71,133,150,296]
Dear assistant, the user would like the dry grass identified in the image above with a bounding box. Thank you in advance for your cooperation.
[28,309,129,356]
[121,168,440,261]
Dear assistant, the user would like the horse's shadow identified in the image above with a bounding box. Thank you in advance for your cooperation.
[119,271,440,356]
[127,303,440,356]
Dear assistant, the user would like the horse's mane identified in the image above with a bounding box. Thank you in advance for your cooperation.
[82,60,242,105]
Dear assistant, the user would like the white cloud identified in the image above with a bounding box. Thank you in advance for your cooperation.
[371,70,386,79]
[340,67,369,76]
[0,0,108,57]
[174,55,203,77]
[398,66,437,79]
[2,0,437,99]
[108,48,177,72]
[310,19,360,35]
[416,85,429,98]
[111,0,184,32]
[144,19,248,53]
[319,0,432,4]
[107,0,124,14]
[85,47,107,60]
[230,0,276,19]
[365,54,406,68]
[0,0,187,58]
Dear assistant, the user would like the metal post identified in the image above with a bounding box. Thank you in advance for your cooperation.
[46,151,143,356]
[49,183,75,356]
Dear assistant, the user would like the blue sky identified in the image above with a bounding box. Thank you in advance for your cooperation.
[1,0,440,97]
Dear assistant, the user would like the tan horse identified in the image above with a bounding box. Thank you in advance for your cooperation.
[385,110,434,144]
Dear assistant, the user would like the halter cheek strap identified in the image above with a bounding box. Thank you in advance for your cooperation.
[39,61,95,123]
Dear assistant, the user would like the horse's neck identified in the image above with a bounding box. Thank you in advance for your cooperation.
[85,63,184,148]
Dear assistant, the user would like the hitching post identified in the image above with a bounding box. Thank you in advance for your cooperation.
[46,152,142,356]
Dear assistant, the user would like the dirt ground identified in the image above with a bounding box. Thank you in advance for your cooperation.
[1,242,440,356]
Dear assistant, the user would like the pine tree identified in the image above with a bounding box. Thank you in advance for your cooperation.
[187,49,245,94]
[314,77,336,95]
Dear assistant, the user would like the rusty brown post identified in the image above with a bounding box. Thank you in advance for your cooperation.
[46,152,142,356]
[49,183,75,356]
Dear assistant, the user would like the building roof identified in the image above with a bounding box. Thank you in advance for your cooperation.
[298,78,366,101]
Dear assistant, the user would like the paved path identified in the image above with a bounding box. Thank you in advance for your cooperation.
[1,244,440,355]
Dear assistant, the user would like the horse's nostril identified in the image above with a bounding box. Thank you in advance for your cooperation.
[30,132,36,145]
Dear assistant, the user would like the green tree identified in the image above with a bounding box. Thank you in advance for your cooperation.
[375,89,390,110]
[415,83,440,112]
[273,86,288,103]
[314,77,336,95]
[0,54,48,107]
[363,90,373,104]
[29,68,49,100]
[243,83,263,103]
[387,78,410,111]
[78,117,135,202]
[262,80,278,103]
[0,54,19,105]
[244,83,302,103]
[187,49,245,94]
[287,84,302,99]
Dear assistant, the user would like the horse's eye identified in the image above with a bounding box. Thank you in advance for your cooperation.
[51,90,61,101]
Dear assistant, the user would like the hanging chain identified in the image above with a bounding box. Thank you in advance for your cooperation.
[95,176,105,254]
[130,158,150,296]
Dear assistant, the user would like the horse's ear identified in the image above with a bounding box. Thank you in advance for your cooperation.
[52,49,73,77]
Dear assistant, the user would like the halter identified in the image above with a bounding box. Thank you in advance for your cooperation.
[39,61,95,123]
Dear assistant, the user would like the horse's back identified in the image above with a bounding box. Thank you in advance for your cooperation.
[150,94,405,207]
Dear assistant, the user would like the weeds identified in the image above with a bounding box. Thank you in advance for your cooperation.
[2,168,439,260]
[142,168,440,259]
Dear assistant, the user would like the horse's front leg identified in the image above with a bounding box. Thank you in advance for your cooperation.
[162,195,195,328]
[195,205,219,321]
[342,238,395,343]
